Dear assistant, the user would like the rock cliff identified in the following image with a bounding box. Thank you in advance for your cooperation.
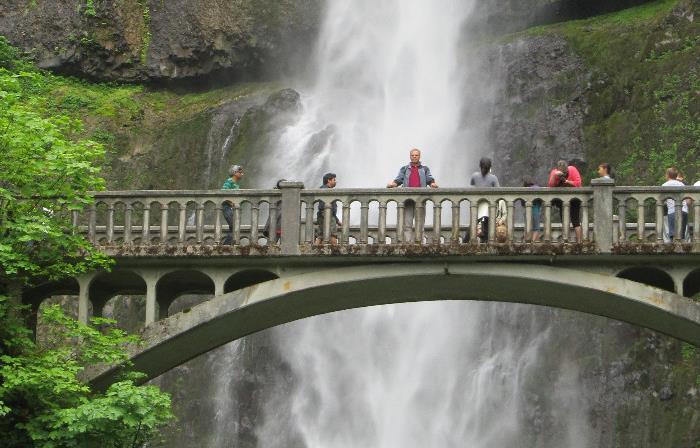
[1,0,652,82]
[0,0,321,82]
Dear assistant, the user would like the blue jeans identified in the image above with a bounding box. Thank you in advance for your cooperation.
[667,211,688,240]
[532,201,543,232]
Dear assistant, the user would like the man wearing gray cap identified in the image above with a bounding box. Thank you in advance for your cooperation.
[221,164,243,245]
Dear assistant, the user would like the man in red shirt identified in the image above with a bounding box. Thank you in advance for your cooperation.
[548,160,583,242]
[387,148,438,243]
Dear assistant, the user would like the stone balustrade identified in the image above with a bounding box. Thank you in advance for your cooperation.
[74,180,700,255]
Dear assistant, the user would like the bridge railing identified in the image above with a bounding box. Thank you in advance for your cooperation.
[612,186,700,245]
[76,181,700,254]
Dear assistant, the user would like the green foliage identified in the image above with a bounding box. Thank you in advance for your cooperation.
[681,342,696,361]
[84,0,97,18]
[0,304,173,447]
[0,68,110,281]
[0,38,173,447]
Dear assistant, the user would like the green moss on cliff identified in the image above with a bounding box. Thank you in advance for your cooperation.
[543,0,698,183]
[514,0,698,183]
[9,65,276,188]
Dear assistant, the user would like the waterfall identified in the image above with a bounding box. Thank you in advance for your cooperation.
[260,0,484,188]
[247,1,594,447]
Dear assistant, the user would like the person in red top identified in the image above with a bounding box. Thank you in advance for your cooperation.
[387,148,438,242]
[548,160,583,242]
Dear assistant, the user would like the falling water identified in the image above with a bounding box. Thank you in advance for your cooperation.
[260,0,484,187]
[222,0,594,446]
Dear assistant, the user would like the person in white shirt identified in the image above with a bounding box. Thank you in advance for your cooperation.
[662,167,688,241]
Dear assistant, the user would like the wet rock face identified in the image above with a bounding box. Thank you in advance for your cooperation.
[0,0,655,82]
[488,34,591,186]
[0,0,322,82]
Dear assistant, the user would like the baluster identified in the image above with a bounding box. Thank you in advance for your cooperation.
[469,201,478,243]
[525,201,533,242]
[88,203,96,243]
[360,200,369,244]
[305,201,314,244]
[561,200,570,242]
[178,202,187,243]
[506,200,514,243]
[233,202,241,244]
[637,200,645,242]
[656,198,664,243]
[342,202,350,244]
[268,203,278,244]
[412,200,423,244]
[488,201,496,243]
[618,200,626,242]
[124,203,133,244]
[674,196,683,242]
[142,204,151,243]
[160,203,169,243]
[397,202,405,243]
[378,201,387,244]
[694,199,700,244]
[451,201,460,243]
[581,200,589,242]
[251,203,260,245]
[544,201,552,242]
[433,201,442,244]
[214,202,222,244]
[196,202,205,244]
[323,204,332,243]
[106,202,115,244]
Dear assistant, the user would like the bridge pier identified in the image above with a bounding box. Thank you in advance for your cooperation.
[77,274,92,324]
[144,272,159,326]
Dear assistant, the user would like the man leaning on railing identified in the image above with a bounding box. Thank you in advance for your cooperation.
[386,148,438,243]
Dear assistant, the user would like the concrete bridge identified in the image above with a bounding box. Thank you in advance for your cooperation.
[21,181,700,387]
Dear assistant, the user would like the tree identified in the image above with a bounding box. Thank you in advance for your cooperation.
[0,306,173,448]
[0,37,174,447]
[0,46,109,285]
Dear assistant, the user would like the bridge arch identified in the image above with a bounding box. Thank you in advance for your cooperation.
[224,269,279,294]
[616,267,675,293]
[156,270,215,319]
[89,270,146,317]
[90,263,700,390]
[683,269,700,299]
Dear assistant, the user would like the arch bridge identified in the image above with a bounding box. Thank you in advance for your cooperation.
[21,181,700,388]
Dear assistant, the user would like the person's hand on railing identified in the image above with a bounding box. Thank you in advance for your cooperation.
[386,181,398,188]
[429,182,438,188]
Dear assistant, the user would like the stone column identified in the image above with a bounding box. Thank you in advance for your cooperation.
[279,182,304,255]
[77,274,93,324]
[592,178,615,253]
[143,272,160,326]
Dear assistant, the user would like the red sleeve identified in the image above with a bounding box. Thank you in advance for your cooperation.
[568,167,582,187]
[547,169,558,187]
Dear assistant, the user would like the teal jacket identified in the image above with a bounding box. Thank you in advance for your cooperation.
[222,178,240,190]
